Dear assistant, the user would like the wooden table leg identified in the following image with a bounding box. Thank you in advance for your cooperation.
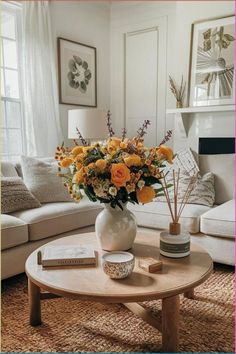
[123,303,162,332]
[28,278,41,326]
[184,288,194,299]
[162,294,180,352]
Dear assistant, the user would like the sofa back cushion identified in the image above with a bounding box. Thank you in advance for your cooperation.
[198,154,234,204]
[1,161,19,177]
[20,156,71,203]
[15,157,55,177]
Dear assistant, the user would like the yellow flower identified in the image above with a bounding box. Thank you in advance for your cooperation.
[124,154,142,167]
[148,164,158,174]
[145,159,151,166]
[75,153,86,162]
[137,186,155,204]
[120,141,128,149]
[87,162,95,169]
[95,159,107,171]
[107,137,122,154]
[107,145,115,154]
[111,163,131,188]
[60,158,73,168]
[126,184,135,193]
[109,137,121,147]
[101,147,107,155]
[71,146,83,156]
[82,145,95,154]
[157,145,173,163]
[74,169,84,184]
[76,162,82,170]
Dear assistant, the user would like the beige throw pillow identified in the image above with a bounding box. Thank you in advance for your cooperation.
[163,148,200,177]
[177,172,215,206]
[157,148,215,207]
[158,148,200,202]
[1,177,41,213]
[157,172,215,207]
[20,156,72,203]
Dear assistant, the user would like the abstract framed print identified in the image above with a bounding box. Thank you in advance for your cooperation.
[188,15,234,107]
[58,37,97,107]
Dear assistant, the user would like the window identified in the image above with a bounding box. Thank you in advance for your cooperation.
[1,2,24,161]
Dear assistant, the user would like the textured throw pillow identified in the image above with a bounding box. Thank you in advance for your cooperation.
[20,156,72,203]
[1,177,41,213]
[157,148,200,202]
[156,172,215,207]
[163,147,200,177]
[177,172,215,206]
[156,148,215,206]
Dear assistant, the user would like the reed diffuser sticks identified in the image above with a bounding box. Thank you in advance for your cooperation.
[161,169,197,235]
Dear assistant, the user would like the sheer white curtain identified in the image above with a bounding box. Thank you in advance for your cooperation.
[22,1,63,157]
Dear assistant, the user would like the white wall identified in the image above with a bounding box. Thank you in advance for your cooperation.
[49,1,234,150]
[110,1,234,151]
[50,1,110,145]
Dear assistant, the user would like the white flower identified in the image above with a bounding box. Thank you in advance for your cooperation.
[94,186,108,198]
[126,184,135,193]
[109,186,117,196]
[102,179,110,191]
[137,180,145,189]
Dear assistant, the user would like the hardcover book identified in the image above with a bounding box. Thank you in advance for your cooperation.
[41,245,97,267]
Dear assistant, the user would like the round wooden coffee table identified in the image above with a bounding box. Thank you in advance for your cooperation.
[25,230,213,352]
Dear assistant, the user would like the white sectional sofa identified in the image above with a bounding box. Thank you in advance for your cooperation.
[1,153,234,280]
[129,154,235,266]
[1,160,103,280]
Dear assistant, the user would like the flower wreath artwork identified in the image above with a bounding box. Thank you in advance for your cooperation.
[67,55,92,94]
[55,112,174,251]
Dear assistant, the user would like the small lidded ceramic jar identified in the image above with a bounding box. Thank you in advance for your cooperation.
[102,251,135,279]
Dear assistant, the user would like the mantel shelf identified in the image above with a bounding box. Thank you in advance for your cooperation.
[166,105,235,114]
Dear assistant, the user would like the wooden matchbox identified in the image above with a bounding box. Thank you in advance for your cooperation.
[138,257,163,273]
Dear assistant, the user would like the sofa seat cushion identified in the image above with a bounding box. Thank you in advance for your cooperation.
[11,198,102,241]
[1,214,28,250]
[200,200,234,238]
[129,202,211,233]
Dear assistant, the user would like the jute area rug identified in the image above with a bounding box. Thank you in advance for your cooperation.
[1,264,234,353]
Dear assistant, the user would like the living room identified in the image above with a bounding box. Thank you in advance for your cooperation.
[1,1,234,353]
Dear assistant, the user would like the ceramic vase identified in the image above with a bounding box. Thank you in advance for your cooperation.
[95,203,137,251]
[160,222,190,258]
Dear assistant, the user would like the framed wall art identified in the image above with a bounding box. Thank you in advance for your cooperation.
[58,37,97,107]
[188,15,234,107]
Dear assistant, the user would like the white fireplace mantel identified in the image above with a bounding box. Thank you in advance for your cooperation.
[166,105,234,115]
[166,105,235,152]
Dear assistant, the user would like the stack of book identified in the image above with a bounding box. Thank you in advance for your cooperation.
[38,245,97,267]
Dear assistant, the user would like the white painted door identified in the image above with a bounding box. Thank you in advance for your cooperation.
[125,28,158,146]
[110,16,167,145]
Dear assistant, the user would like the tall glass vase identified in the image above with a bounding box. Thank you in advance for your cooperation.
[95,203,137,251]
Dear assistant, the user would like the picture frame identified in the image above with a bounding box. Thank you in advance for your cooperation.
[188,15,235,107]
[57,37,97,107]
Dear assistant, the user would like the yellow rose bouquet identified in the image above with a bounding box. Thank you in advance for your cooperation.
[55,113,173,210]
